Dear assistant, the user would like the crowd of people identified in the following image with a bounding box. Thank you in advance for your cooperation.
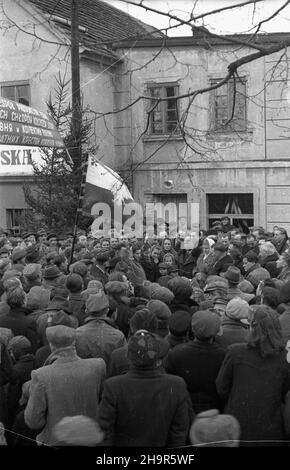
[0,215,290,447]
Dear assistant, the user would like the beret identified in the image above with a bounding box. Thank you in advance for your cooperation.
[147,299,172,320]
[191,310,221,339]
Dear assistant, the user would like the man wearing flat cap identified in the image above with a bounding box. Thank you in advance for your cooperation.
[99,330,193,446]
[24,325,106,446]
[166,310,226,413]
[76,292,126,365]
[11,248,27,273]
[208,242,234,276]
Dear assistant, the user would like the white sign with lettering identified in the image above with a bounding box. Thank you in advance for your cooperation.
[0,145,46,176]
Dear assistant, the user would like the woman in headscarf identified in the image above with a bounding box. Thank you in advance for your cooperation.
[216,305,290,446]
[160,238,178,264]
[140,244,162,282]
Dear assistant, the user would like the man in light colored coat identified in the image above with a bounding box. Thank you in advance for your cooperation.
[24,325,106,446]
[76,292,126,365]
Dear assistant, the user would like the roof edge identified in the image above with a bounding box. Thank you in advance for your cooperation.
[112,32,290,49]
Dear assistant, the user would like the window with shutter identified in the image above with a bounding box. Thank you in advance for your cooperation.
[210,78,246,132]
[147,84,180,135]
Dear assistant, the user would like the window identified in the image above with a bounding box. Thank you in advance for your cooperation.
[6,209,32,234]
[210,78,246,132]
[147,84,179,135]
[207,193,253,233]
[145,193,188,236]
[1,82,30,106]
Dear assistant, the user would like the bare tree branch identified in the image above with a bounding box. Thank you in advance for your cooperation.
[191,0,263,21]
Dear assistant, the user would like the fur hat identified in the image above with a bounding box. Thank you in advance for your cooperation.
[127,330,169,368]
[130,308,158,333]
[190,409,240,447]
[86,292,109,314]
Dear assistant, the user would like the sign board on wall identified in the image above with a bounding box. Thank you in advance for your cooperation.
[0,145,46,176]
[0,97,64,148]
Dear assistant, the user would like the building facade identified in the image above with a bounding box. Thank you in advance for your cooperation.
[1,0,290,234]
[112,35,290,234]
[0,0,157,232]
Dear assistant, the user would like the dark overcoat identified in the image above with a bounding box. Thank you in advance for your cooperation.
[216,343,290,445]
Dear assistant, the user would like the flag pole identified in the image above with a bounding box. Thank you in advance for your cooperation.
[68,153,89,268]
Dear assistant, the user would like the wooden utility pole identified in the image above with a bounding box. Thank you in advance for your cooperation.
[69,0,83,268]
[71,0,82,168]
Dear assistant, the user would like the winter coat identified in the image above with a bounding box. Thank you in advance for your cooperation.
[178,247,202,279]
[7,354,34,427]
[126,258,146,287]
[0,307,38,352]
[215,317,249,349]
[76,315,127,365]
[107,344,129,378]
[165,340,226,413]
[98,368,194,447]
[209,254,234,276]
[67,292,86,326]
[194,252,215,277]
[277,268,290,283]
[260,252,280,278]
[90,264,109,285]
[169,297,198,314]
[0,341,13,425]
[245,263,270,287]
[216,344,290,445]
[227,287,254,303]
[34,345,51,369]
[24,349,106,446]
[279,310,290,344]
[140,256,160,282]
